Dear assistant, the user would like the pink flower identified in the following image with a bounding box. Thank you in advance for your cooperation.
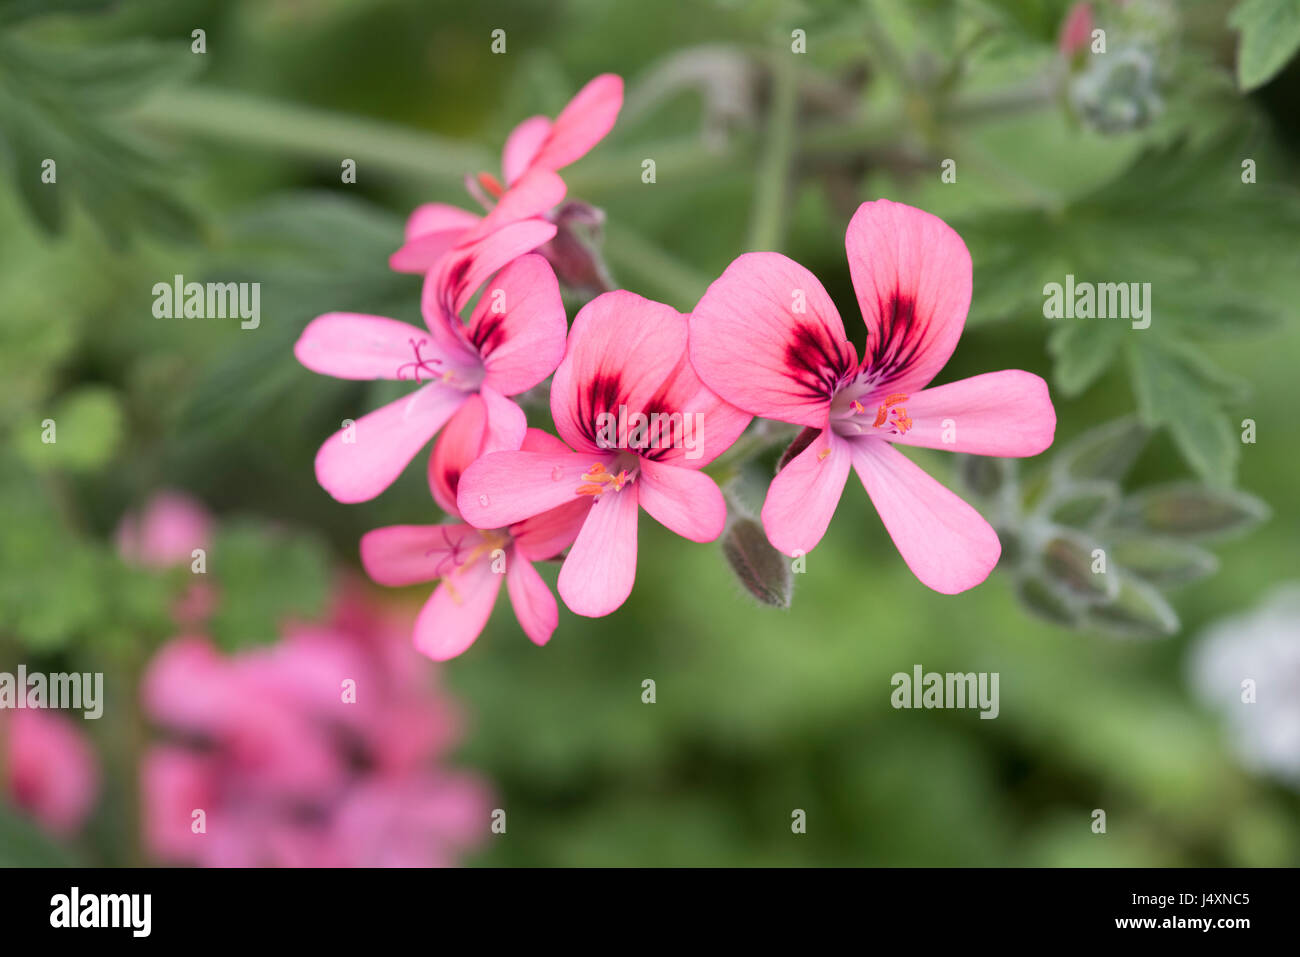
[3,709,99,837]
[115,490,217,625]
[456,291,750,617]
[115,490,212,569]
[689,200,1056,594]
[296,251,567,503]
[390,74,624,275]
[360,395,588,660]
[1059,2,1094,58]
[140,585,491,867]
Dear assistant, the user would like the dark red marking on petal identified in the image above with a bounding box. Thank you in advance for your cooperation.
[469,309,507,357]
[864,293,925,385]
[575,372,623,449]
[783,322,854,402]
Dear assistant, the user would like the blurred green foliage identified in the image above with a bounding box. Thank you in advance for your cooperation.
[1,0,1298,866]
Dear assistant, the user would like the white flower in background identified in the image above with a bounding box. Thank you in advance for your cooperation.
[1190,585,1300,788]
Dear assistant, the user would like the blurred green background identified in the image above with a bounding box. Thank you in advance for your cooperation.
[2,0,1299,865]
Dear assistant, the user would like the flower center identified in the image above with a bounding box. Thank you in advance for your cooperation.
[433,528,511,605]
[830,389,913,438]
[575,460,636,498]
[396,338,452,383]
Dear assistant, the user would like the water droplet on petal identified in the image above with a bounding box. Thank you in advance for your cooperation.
[551,466,563,481]
[477,494,489,507]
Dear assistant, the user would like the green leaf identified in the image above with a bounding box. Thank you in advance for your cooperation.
[1051,417,1149,484]
[13,385,124,473]
[1128,342,1239,486]
[1230,0,1300,91]
[0,804,80,866]
[1112,482,1271,541]
[1048,322,1123,397]
[207,522,330,651]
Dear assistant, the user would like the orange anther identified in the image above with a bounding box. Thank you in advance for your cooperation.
[872,406,889,428]
[575,483,605,496]
[477,171,506,198]
[883,392,909,407]
[817,448,832,462]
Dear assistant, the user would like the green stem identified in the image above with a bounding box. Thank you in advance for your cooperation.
[132,87,493,185]
[747,51,799,251]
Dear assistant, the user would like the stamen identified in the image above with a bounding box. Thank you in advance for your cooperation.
[817,448,832,462]
[477,172,506,199]
[575,463,635,498]
[396,339,444,382]
[871,393,913,436]
[850,399,865,415]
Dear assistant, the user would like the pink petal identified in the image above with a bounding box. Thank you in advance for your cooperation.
[140,747,214,863]
[511,498,590,561]
[295,313,471,381]
[1059,2,1094,56]
[502,115,553,185]
[557,486,639,617]
[478,385,528,454]
[458,168,567,247]
[849,439,1000,594]
[521,427,571,456]
[390,203,481,274]
[405,202,483,241]
[423,217,559,325]
[506,551,559,645]
[413,559,504,660]
[761,429,852,555]
[360,523,483,587]
[527,74,624,174]
[882,370,1056,457]
[550,291,691,455]
[469,254,568,395]
[314,383,469,504]
[457,448,603,529]
[509,431,591,558]
[6,709,99,836]
[427,396,487,515]
[846,199,973,396]
[690,252,856,428]
[636,458,727,542]
[115,490,212,569]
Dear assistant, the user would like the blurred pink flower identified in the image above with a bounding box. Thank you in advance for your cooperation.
[2,709,99,837]
[390,73,624,275]
[1059,2,1094,58]
[115,490,212,569]
[115,490,217,625]
[140,584,492,867]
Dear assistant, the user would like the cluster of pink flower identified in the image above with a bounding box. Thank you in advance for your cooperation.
[295,75,1057,661]
[1,494,490,864]
[120,494,492,867]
